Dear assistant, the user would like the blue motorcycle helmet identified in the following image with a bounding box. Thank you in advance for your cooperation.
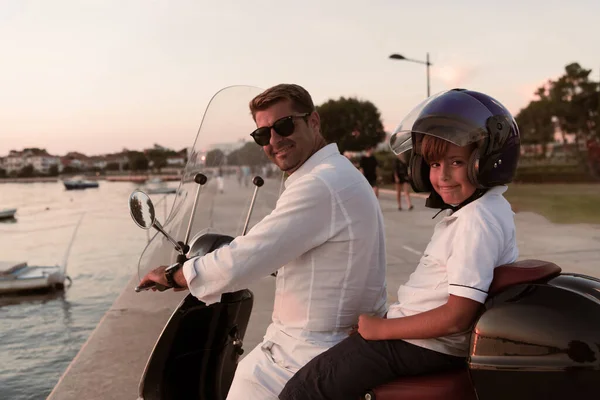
[390,89,521,200]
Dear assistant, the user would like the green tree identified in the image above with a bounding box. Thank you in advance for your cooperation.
[317,97,386,153]
[127,151,149,171]
[62,165,79,175]
[48,165,59,176]
[548,63,599,174]
[227,142,269,166]
[205,149,226,167]
[515,62,600,178]
[146,147,177,172]
[106,162,120,171]
[18,164,35,177]
[515,87,555,147]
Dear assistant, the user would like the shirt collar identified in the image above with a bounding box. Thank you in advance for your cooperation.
[442,185,509,220]
[284,143,340,188]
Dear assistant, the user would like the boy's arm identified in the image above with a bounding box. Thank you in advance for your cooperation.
[358,294,481,341]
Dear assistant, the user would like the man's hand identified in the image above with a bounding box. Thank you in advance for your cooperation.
[357,314,386,340]
[138,265,189,292]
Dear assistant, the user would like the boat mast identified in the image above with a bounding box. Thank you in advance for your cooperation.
[60,213,85,275]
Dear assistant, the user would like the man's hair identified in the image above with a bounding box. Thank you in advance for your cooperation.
[249,84,315,119]
[421,135,475,164]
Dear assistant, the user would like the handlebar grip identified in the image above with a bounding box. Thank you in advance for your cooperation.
[135,281,170,292]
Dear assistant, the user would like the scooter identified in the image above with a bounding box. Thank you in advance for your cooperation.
[129,86,600,400]
[129,86,284,400]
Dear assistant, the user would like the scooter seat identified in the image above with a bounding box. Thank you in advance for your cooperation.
[489,259,561,295]
[363,368,476,400]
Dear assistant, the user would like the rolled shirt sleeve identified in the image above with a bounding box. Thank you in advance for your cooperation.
[446,209,504,304]
[183,175,334,305]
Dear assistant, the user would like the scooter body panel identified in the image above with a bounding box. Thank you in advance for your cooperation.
[469,274,600,399]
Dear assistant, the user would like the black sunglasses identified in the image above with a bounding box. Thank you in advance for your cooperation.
[250,113,311,146]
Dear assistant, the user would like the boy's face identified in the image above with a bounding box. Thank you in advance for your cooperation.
[428,143,477,205]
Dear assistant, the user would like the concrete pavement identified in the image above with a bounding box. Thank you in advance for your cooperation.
[48,187,600,399]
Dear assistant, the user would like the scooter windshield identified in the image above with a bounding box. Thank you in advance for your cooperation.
[137,86,285,280]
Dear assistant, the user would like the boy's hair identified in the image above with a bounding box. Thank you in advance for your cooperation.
[421,135,476,164]
[421,135,450,164]
[249,84,315,120]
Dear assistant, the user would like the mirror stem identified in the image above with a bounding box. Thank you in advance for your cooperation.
[153,219,184,254]
[184,173,208,246]
[242,176,264,236]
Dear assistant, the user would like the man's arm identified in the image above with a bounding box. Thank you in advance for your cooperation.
[181,175,334,304]
[358,295,481,340]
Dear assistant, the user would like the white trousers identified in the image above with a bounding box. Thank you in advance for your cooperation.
[226,337,330,400]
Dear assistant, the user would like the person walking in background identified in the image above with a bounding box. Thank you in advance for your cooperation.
[394,153,413,210]
[217,167,225,193]
[360,146,379,198]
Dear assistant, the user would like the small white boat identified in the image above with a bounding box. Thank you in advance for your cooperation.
[63,176,99,190]
[0,214,84,295]
[145,178,176,194]
[0,208,17,220]
[0,261,69,293]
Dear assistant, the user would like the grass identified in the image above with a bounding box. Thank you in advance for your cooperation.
[504,183,600,225]
[383,182,600,224]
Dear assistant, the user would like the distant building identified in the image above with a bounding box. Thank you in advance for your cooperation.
[88,156,108,170]
[166,155,185,167]
[61,152,91,170]
[1,149,60,174]
[104,152,129,170]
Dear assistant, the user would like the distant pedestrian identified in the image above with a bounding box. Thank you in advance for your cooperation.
[236,167,243,186]
[217,168,224,193]
[394,154,413,210]
[359,147,379,198]
[241,165,251,187]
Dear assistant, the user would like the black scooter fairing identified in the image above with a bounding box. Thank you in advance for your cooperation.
[139,234,254,400]
[469,273,600,399]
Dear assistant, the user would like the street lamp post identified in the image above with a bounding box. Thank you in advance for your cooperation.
[389,52,432,97]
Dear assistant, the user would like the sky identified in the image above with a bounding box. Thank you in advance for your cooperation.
[1,0,599,156]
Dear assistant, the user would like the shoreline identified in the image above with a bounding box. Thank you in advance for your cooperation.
[0,174,182,184]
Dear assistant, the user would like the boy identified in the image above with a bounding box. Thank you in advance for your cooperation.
[279,89,521,400]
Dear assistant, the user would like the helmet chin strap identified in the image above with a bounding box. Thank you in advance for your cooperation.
[426,188,488,219]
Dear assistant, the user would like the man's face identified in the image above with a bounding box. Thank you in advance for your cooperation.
[254,100,321,174]
[428,143,477,205]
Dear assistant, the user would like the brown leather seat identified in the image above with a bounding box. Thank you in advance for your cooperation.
[363,368,476,400]
[363,259,562,400]
[488,259,561,295]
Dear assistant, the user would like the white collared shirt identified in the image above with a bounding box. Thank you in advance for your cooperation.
[183,143,387,346]
[387,186,519,357]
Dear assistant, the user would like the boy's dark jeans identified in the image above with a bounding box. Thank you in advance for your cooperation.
[279,333,465,400]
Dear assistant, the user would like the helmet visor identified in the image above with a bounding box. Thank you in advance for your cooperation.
[389,90,494,155]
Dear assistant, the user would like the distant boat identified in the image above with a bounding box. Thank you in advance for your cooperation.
[0,261,69,294]
[0,208,17,220]
[0,214,84,295]
[63,176,99,190]
[145,177,176,195]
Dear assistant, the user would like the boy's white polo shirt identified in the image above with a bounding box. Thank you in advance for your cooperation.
[387,186,519,357]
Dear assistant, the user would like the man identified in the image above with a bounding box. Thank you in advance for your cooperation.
[359,146,379,198]
[138,84,387,399]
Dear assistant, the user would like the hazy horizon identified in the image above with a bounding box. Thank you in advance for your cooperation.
[2,0,599,156]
